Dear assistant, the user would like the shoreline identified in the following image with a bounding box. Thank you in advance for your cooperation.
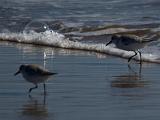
[0,41,159,120]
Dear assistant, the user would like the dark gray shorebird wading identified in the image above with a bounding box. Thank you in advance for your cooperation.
[14,64,57,94]
[106,34,156,64]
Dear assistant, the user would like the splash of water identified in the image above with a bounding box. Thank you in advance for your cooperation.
[23,20,50,34]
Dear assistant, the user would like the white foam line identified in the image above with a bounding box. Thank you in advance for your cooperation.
[0,32,159,64]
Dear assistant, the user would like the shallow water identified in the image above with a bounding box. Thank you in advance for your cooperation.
[0,42,160,120]
[0,0,160,119]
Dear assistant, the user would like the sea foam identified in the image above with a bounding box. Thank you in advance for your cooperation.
[0,30,159,63]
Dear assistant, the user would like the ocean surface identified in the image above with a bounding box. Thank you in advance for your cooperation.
[0,0,160,120]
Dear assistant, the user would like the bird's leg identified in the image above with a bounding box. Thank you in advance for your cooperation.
[128,64,137,74]
[128,51,137,63]
[43,93,46,105]
[43,83,47,95]
[137,50,142,65]
[29,84,38,93]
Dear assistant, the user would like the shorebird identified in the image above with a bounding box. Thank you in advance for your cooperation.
[14,64,57,94]
[106,34,156,64]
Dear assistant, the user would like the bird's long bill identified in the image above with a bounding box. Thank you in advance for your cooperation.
[106,40,112,46]
[14,70,20,76]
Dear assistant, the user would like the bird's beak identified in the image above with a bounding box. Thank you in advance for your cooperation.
[106,40,112,46]
[14,70,20,76]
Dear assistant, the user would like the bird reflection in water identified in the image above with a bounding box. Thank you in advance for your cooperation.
[21,95,48,119]
[111,65,148,88]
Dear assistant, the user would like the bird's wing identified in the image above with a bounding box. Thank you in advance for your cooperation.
[26,65,56,76]
[121,36,141,45]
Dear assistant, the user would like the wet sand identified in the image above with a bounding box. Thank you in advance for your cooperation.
[0,41,159,120]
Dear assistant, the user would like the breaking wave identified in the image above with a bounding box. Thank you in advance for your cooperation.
[0,20,160,63]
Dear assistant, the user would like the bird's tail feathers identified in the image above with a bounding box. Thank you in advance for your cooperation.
[142,34,159,42]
